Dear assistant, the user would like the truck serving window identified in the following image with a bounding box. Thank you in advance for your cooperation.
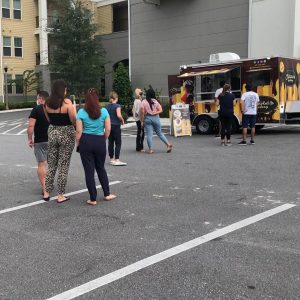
[246,70,271,88]
[195,67,241,101]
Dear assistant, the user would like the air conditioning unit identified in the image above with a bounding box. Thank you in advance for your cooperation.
[143,0,160,5]
[209,52,240,63]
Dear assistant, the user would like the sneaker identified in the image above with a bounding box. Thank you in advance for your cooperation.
[238,141,247,146]
[250,140,255,145]
[226,141,232,146]
[113,160,127,166]
[221,141,225,146]
[109,159,115,165]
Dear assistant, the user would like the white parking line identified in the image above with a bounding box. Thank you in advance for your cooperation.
[0,181,122,216]
[17,128,27,135]
[1,124,23,134]
[46,203,296,300]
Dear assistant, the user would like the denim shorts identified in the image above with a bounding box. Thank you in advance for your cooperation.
[242,115,256,129]
[34,142,48,162]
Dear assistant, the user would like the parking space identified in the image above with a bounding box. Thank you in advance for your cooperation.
[0,111,299,299]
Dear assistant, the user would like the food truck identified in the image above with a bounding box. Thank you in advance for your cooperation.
[168,56,300,134]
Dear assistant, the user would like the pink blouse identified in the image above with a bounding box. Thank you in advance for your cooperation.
[142,99,162,115]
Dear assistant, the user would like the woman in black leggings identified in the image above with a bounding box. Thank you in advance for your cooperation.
[216,84,236,146]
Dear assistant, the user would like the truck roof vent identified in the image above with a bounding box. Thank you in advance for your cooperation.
[209,52,240,63]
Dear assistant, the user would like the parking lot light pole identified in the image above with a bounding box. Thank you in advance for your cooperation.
[4,64,9,110]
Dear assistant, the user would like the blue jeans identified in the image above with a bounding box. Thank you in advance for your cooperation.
[144,115,169,149]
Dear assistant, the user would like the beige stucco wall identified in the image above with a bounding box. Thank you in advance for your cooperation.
[1,0,39,97]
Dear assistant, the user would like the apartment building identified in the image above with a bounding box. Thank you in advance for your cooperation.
[1,0,299,103]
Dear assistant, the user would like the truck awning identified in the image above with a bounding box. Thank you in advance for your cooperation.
[178,67,236,78]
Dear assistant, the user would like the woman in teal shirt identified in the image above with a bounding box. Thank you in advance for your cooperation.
[76,88,116,205]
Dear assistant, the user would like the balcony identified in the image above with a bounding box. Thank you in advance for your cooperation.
[113,18,128,32]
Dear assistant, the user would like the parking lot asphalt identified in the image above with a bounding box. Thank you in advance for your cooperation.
[0,110,299,300]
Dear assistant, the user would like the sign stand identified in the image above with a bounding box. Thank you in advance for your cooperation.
[170,104,192,137]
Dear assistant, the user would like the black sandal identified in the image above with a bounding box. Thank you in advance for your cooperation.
[56,196,70,203]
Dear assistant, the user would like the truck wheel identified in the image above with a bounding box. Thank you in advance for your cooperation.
[255,125,265,131]
[231,119,240,133]
[195,116,213,134]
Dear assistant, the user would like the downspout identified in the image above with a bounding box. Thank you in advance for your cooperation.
[0,9,3,103]
[248,0,253,58]
[128,0,131,80]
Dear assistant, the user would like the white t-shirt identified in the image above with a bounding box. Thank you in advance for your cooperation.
[215,87,223,98]
[132,98,142,121]
[241,91,260,115]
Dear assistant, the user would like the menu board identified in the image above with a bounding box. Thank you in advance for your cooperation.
[171,104,192,137]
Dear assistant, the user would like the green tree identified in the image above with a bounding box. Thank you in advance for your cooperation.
[12,70,40,98]
[50,0,105,99]
[112,63,133,107]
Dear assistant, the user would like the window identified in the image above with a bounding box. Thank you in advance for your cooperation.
[113,3,128,32]
[13,0,21,19]
[2,0,10,18]
[15,75,23,94]
[14,37,22,57]
[4,74,13,94]
[3,36,11,56]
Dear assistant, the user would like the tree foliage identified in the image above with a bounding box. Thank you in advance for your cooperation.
[50,0,105,97]
[12,70,40,97]
[112,63,133,106]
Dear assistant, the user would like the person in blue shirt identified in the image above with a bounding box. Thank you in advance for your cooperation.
[76,88,116,205]
[106,91,126,166]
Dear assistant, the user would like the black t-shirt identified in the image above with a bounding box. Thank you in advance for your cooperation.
[218,92,235,114]
[28,105,49,143]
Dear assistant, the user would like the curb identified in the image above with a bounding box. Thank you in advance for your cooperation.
[0,108,32,114]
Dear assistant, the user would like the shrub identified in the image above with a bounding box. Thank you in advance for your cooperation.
[0,101,36,111]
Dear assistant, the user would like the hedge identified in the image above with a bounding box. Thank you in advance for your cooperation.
[0,101,36,111]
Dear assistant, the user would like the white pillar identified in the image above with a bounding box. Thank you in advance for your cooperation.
[39,0,49,65]
[128,0,131,80]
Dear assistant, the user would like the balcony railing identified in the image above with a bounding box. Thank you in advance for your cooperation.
[36,15,60,29]
[113,18,128,32]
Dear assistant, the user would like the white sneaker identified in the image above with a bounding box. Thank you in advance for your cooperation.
[109,159,116,165]
[113,160,127,166]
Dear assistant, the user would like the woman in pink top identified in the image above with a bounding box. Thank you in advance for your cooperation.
[140,88,172,154]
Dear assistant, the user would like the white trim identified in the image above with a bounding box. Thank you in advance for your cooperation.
[93,0,126,7]
[128,0,131,80]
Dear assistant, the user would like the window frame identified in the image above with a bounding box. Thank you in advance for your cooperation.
[14,37,23,57]
[13,0,21,20]
[3,36,12,57]
[2,0,10,18]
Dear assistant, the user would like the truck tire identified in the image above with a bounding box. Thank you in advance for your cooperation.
[255,125,265,131]
[195,116,213,134]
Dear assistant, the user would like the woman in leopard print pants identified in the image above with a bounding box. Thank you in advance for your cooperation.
[43,80,76,203]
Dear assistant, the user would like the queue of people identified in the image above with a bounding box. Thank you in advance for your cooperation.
[27,81,173,205]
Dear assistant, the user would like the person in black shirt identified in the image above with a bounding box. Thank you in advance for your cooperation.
[27,91,49,194]
[216,84,236,146]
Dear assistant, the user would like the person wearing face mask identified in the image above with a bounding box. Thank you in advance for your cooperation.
[42,79,76,203]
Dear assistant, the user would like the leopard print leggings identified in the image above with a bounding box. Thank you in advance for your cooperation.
[45,125,75,195]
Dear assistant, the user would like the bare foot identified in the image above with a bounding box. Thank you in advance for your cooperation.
[87,200,97,206]
[104,194,117,201]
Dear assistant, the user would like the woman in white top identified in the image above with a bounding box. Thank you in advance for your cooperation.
[132,88,145,152]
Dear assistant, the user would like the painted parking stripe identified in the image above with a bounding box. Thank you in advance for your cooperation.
[1,124,23,134]
[46,203,295,300]
[0,181,121,216]
[17,128,28,135]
